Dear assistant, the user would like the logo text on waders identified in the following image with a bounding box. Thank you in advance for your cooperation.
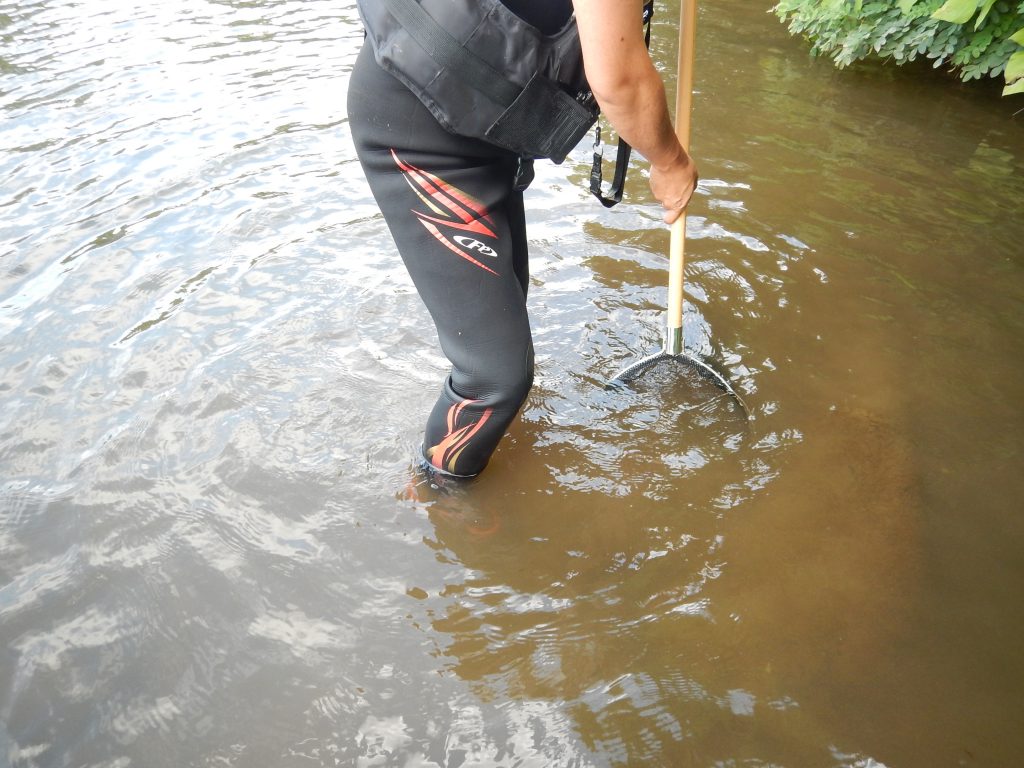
[453,236,498,259]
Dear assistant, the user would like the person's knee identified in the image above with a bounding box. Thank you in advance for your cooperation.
[503,352,534,409]
[453,346,533,412]
[453,370,531,413]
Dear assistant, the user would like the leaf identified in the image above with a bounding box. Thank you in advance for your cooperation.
[1005,50,1024,81]
[1012,28,1024,46]
[898,0,917,13]
[974,0,997,29]
[931,0,981,24]
[1003,77,1024,95]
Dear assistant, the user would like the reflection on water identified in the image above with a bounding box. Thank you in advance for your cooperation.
[2,0,1023,766]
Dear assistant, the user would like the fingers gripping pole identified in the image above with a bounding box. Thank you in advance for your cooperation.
[666,0,698,355]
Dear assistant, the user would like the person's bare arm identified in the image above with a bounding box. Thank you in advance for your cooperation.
[573,0,697,223]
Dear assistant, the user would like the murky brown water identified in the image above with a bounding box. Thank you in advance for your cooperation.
[2,1,1023,766]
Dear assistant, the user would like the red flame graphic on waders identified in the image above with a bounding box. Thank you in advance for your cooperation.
[391,150,500,276]
[427,399,494,475]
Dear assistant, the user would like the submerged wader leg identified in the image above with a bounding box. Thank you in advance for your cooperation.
[348,43,534,477]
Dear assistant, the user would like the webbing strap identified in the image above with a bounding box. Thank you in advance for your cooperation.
[382,0,521,109]
[590,1,655,208]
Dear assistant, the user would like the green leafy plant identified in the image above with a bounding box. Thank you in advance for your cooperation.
[773,0,1024,95]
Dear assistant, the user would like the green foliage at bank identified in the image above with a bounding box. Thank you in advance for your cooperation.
[773,0,1024,95]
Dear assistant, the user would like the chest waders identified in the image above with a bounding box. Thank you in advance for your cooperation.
[349,3,655,478]
[349,42,535,478]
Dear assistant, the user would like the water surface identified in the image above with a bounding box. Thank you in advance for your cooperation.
[2,1,1023,766]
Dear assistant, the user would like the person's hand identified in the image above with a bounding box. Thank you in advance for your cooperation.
[650,150,698,224]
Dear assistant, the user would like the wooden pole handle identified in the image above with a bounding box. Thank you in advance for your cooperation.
[666,0,697,343]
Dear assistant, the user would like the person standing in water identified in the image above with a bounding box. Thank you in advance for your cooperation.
[348,0,698,480]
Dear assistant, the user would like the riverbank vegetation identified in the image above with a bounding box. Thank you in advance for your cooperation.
[773,0,1024,95]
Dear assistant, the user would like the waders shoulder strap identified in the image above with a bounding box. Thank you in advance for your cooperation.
[590,1,655,208]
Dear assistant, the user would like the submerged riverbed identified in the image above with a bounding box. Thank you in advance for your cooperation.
[2,1,1023,766]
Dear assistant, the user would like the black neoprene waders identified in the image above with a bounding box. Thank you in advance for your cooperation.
[348,42,536,477]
